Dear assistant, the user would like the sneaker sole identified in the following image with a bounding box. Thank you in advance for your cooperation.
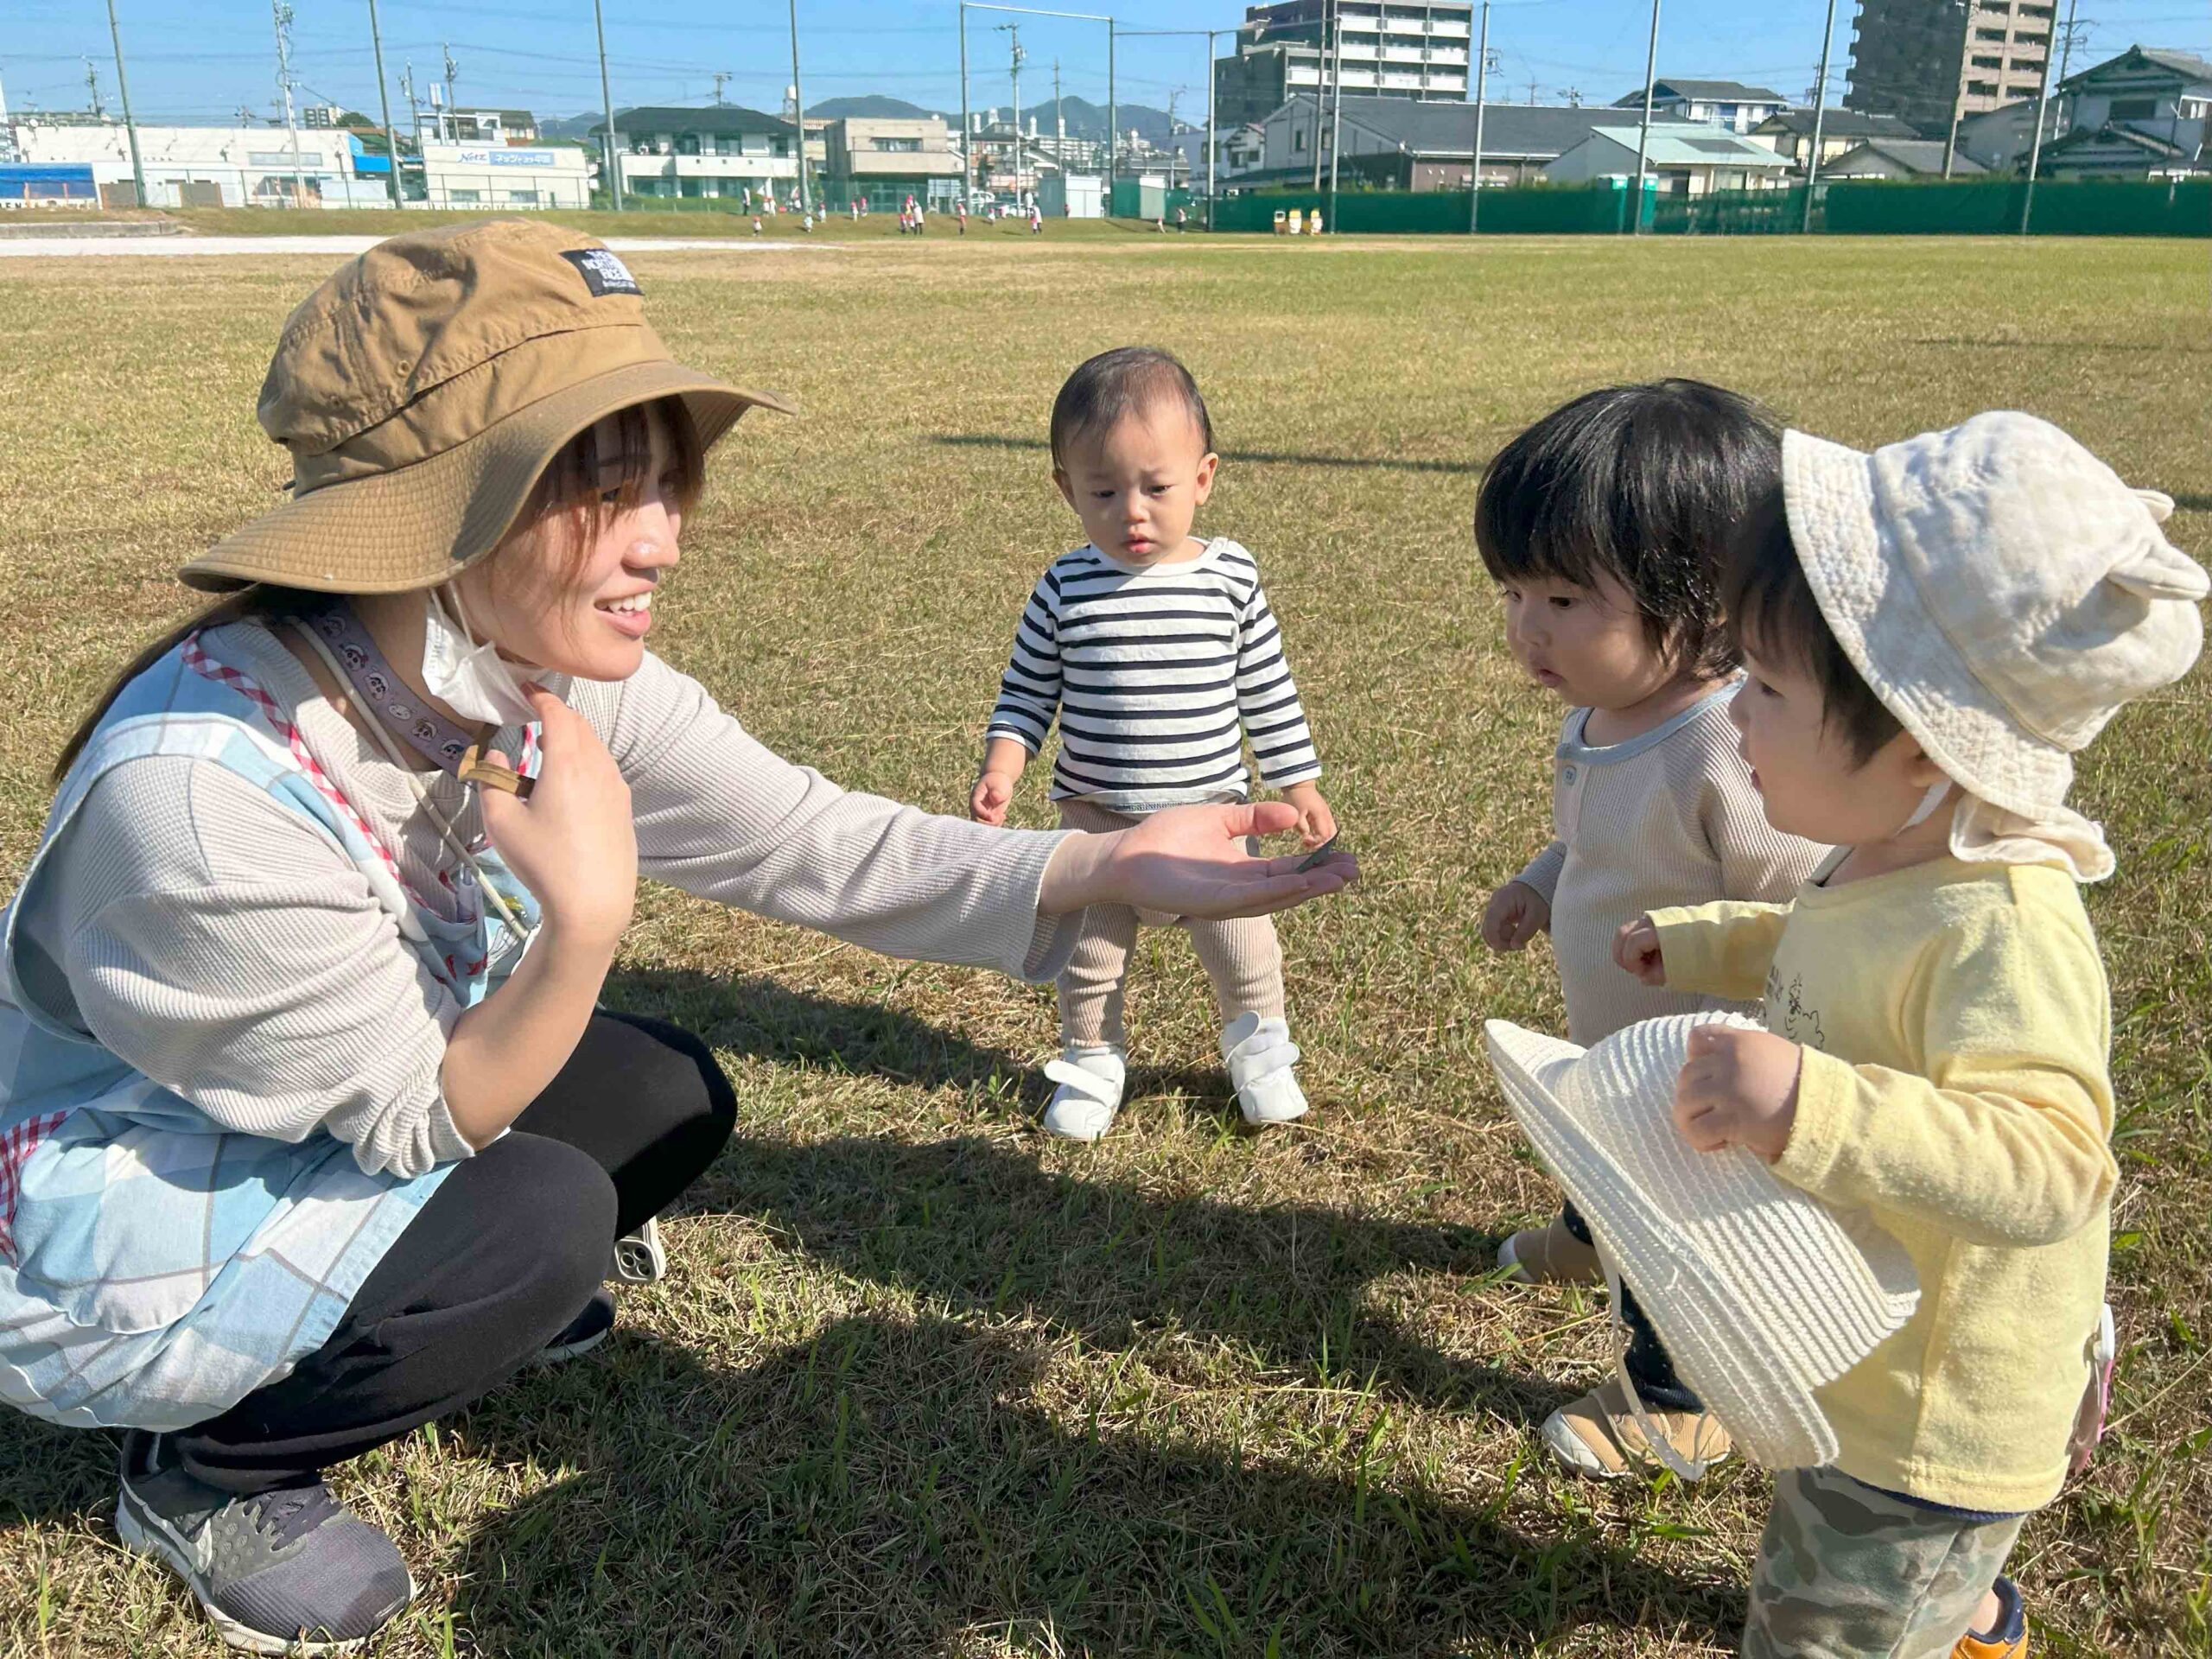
[534,1321,613,1366]
[1537,1412,1732,1483]
[116,1483,415,1655]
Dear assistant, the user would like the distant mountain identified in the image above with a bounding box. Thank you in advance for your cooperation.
[538,112,608,140]
[807,95,941,121]
[1051,94,1176,145]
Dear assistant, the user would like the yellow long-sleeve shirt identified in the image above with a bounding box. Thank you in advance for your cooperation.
[1649,856,2115,1513]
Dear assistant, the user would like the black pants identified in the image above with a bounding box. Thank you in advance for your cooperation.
[171,1013,735,1495]
[1560,1199,1700,1414]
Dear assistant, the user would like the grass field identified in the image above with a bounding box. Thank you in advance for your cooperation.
[1,233,2207,1657]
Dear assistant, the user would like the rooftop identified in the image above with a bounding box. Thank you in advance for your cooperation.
[1758,108,1923,139]
[1832,138,1987,175]
[1616,78,1790,106]
[1580,124,1794,165]
[1293,94,1709,159]
[591,105,794,137]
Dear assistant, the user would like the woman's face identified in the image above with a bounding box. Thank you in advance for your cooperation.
[459,407,687,684]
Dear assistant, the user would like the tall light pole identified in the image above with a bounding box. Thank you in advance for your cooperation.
[959,3,971,206]
[788,0,811,213]
[104,0,147,209]
[1310,0,1329,189]
[1205,30,1217,228]
[273,0,306,208]
[1801,0,1838,232]
[1325,3,1344,223]
[1469,0,1490,232]
[593,0,621,210]
[1940,0,1970,178]
[1629,0,1661,233]
[2018,3,2060,232]
[364,0,402,206]
[997,23,1025,200]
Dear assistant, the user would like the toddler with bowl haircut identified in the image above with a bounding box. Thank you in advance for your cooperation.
[1615,413,2204,1658]
[972,347,1338,1141]
[1473,380,1828,1479]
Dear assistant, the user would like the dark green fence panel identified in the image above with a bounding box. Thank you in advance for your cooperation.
[1824,177,2209,237]
[1207,176,2208,237]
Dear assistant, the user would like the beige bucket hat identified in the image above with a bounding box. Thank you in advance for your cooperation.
[182,218,792,595]
[1782,412,2206,880]
[1485,1014,1921,1471]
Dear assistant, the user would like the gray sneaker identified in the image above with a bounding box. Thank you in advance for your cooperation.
[116,1430,414,1654]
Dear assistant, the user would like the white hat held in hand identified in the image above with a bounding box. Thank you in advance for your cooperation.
[1783,412,2208,881]
[1484,1014,1921,1472]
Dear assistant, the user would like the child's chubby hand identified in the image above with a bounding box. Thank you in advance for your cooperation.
[1674,1025,1802,1162]
[1480,880,1550,952]
[1614,916,1665,985]
[1281,781,1336,850]
[969,770,1017,826]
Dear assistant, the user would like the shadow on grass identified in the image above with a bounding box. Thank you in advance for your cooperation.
[933,433,1483,475]
[447,1320,1741,1655]
[2168,493,2212,512]
[603,969,1543,1422]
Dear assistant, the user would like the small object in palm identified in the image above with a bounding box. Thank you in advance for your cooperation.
[1297,835,1343,873]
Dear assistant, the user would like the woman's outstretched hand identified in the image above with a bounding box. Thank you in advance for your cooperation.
[1038,801,1358,919]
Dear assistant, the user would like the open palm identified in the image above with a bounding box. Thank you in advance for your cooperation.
[1102,802,1357,920]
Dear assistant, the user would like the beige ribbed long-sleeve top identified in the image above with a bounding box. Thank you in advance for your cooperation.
[1511,685,1827,1046]
[14,620,1079,1182]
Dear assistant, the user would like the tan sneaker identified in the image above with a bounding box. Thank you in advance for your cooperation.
[1540,1380,1732,1480]
[1496,1217,1603,1286]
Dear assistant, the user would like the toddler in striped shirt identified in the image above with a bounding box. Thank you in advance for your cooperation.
[971,346,1334,1141]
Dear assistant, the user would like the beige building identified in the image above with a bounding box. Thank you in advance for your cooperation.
[821,117,963,209]
[1846,0,2053,135]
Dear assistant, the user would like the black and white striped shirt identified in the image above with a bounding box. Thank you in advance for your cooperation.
[986,538,1322,810]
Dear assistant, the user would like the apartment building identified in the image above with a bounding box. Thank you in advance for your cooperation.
[1845,0,2053,134]
[1215,1,1473,128]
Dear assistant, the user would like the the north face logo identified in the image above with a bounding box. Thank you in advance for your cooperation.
[561,248,642,297]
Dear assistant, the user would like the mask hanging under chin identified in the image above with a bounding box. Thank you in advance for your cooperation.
[420,584,542,729]
[1898,779,1951,835]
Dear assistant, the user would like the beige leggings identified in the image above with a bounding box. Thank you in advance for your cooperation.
[1055,798,1287,1050]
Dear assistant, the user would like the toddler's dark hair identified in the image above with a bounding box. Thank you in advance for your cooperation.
[1724,486,1904,766]
[1051,346,1215,468]
[1474,379,1781,679]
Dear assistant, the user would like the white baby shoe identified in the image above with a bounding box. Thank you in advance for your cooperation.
[1040,1046,1128,1141]
[1220,1013,1308,1126]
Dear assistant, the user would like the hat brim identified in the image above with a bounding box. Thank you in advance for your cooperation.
[181,359,793,595]
[1484,1020,1843,1469]
[1781,429,2075,823]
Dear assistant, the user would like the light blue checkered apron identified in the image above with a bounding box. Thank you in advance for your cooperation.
[0,632,536,1430]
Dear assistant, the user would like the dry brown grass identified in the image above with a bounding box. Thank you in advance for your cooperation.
[2,232,2207,1656]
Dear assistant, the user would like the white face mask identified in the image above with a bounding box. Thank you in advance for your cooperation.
[1898,779,1952,835]
[421,584,541,728]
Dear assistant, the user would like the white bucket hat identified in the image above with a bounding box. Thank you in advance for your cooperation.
[1484,1014,1921,1472]
[1783,412,2207,881]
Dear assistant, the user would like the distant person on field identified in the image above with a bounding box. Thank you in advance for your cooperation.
[0,222,1353,1654]
[1618,414,2202,1657]
[973,347,1346,1142]
[1476,382,1828,1480]
[1029,202,1043,234]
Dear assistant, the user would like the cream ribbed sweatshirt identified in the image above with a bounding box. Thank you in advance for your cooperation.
[15,620,1078,1182]
[1511,687,1827,1046]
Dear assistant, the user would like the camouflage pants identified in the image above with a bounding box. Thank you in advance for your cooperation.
[1742,1467,2025,1658]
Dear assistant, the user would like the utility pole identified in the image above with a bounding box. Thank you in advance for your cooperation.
[273,0,306,208]
[1053,56,1065,166]
[1629,0,1661,233]
[712,71,729,105]
[1523,75,1539,105]
[365,0,402,206]
[1802,0,1838,232]
[959,3,971,205]
[84,60,105,119]
[1469,0,1490,232]
[788,0,810,213]
[2019,0,2060,232]
[1108,28,1116,189]
[592,0,621,210]
[1205,30,1218,230]
[1325,6,1344,221]
[996,22,1024,200]
[1939,0,1967,177]
[442,41,458,141]
[102,3,148,210]
[1311,0,1329,188]
[1558,85,1581,106]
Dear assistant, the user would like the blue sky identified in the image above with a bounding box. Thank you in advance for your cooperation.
[7,0,2207,130]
